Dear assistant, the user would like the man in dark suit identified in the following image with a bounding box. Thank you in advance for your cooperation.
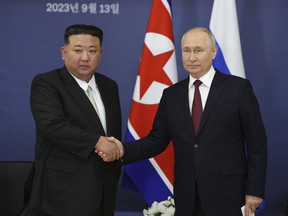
[28,24,122,216]
[100,27,267,216]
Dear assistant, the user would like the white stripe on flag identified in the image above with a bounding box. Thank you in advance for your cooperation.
[127,120,140,140]
[209,0,245,78]
[128,119,174,194]
[149,158,174,193]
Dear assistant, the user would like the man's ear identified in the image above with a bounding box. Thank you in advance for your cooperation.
[61,46,66,61]
[212,45,218,59]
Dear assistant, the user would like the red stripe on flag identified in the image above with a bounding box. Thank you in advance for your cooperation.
[146,0,174,42]
[124,0,177,201]
[130,101,158,137]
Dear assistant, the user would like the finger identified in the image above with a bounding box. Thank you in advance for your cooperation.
[118,147,124,159]
[245,203,257,214]
[115,141,123,159]
[107,136,115,142]
[251,206,257,213]
[102,154,112,162]
[98,152,105,158]
[110,151,116,161]
[245,206,256,216]
[98,152,105,159]
[245,206,250,216]
[116,145,121,160]
[103,156,110,162]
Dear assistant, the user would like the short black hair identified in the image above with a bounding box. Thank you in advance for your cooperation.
[64,24,103,46]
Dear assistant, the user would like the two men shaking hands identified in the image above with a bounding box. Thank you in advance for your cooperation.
[95,136,123,162]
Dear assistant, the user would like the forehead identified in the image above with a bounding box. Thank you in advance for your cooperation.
[68,34,100,46]
[182,30,210,48]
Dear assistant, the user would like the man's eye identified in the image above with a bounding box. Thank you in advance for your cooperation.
[89,50,97,54]
[75,50,82,53]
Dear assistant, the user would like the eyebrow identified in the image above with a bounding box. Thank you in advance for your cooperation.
[73,45,98,48]
[182,46,204,49]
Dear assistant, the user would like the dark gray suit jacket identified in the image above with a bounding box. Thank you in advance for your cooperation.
[123,70,267,216]
[29,67,122,216]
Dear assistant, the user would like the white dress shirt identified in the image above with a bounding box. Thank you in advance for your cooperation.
[69,73,107,134]
[188,67,216,114]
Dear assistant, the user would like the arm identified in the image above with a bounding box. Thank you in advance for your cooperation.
[240,80,267,214]
[30,73,99,159]
[99,90,171,163]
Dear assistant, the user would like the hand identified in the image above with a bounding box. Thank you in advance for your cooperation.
[95,136,123,162]
[99,136,124,162]
[244,195,263,216]
[95,136,121,161]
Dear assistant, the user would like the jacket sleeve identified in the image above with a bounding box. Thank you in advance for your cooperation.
[30,74,99,159]
[240,80,267,198]
[123,90,171,164]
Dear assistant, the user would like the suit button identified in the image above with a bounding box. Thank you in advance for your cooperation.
[194,144,198,148]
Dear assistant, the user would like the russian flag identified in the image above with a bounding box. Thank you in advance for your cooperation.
[122,0,178,205]
[209,0,265,214]
[209,0,245,78]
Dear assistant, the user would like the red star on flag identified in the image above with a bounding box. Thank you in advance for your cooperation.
[138,43,173,99]
[123,0,177,206]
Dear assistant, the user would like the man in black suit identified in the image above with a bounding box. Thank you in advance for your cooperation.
[28,24,122,216]
[100,27,267,216]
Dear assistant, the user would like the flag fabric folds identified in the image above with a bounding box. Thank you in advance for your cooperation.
[209,0,245,78]
[122,0,178,205]
[209,0,265,214]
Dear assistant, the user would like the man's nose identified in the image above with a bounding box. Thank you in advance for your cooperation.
[189,53,197,62]
[81,51,90,61]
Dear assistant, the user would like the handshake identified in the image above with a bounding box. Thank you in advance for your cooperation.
[95,136,124,162]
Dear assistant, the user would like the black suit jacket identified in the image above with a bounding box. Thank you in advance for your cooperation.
[28,67,122,216]
[123,70,267,216]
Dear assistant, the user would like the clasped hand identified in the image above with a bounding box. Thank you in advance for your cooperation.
[95,136,123,162]
[244,195,263,216]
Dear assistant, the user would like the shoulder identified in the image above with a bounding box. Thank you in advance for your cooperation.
[164,77,189,92]
[95,72,118,87]
[32,68,63,85]
[213,69,252,88]
[213,70,256,99]
[214,69,247,82]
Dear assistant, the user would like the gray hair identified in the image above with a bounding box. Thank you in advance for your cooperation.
[181,27,216,47]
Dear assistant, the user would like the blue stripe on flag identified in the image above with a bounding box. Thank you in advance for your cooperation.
[122,0,177,207]
[212,41,231,75]
[124,127,136,142]
[122,127,173,205]
[121,128,138,191]
[256,200,266,215]
[124,158,172,205]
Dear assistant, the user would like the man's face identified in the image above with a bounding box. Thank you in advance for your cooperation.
[181,30,217,79]
[61,34,102,82]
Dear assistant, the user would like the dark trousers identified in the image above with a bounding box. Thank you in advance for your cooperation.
[19,207,49,216]
[194,184,206,216]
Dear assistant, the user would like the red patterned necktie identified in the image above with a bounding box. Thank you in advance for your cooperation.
[192,80,202,134]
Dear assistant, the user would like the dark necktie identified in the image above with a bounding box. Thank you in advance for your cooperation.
[192,80,202,134]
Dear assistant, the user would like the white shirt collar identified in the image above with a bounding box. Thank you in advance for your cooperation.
[69,73,97,93]
[189,66,216,89]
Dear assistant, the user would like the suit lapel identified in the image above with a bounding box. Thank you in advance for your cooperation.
[95,74,112,135]
[59,67,105,134]
[175,77,195,134]
[198,71,228,134]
